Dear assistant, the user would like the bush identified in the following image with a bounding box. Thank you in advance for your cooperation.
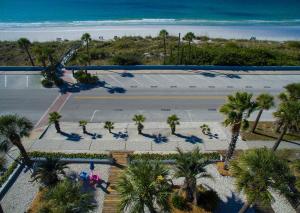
[54,77,64,87]
[112,53,142,65]
[29,151,110,159]
[0,160,18,187]
[74,70,99,84]
[41,79,53,88]
[172,193,188,210]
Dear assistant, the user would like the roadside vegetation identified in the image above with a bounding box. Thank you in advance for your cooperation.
[1,33,300,66]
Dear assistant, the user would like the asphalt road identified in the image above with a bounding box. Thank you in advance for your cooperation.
[0,73,300,123]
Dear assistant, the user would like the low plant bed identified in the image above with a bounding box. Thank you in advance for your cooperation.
[0,160,19,188]
[28,151,110,159]
[27,188,46,213]
[74,70,99,84]
[241,121,300,141]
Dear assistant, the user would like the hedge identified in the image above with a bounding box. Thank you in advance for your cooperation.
[29,151,110,159]
[0,161,18,188]
[128,152,220,161]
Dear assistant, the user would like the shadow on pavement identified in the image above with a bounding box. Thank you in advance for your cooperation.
[174,133,203,144]
[141,133,168,143]
[60,131,82,141]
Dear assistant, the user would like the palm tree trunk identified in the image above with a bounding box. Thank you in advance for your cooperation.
[54,121,61,133]
[82,126,87,134]
[171,125,176,134]
[272,124,288,151]
[10,134,32,167]
[25,47,35,66]
[0,203,3,213]
[177,33,181,65]
[251,109,263,132]
[224,123,241,169]
[147,203,157,213]
[239,202,251,213]
[188,42,191,64]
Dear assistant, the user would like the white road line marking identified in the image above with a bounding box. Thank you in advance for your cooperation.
[143,75,160,84]
[26,75,29,88]
[90,110,99,122]
[186,110,193,122]
[130,77,142,86]
[34,94,61,128]
[108,75,125,87]
[4,75,7,88]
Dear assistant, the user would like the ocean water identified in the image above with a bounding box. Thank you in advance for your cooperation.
[1,0,300,26]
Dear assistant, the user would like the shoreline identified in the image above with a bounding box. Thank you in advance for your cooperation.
[0,24,300,42]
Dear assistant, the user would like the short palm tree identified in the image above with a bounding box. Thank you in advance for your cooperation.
[174,147,210,204]
[167,114,180,134]
[159,29,169,64]
[79,120,88,134]
[48,112,62,133]
[104,121,114,134]
[31,158,68,186]
[0,114,33,166]
[272,100,300,151]
[230,148,294,213]
[40,179,96,212]
[183,32,196,63]
[132,114,146,134]
[18,37,35,66]
[251,93,274,132]
[219,92,256,168]
[279,82,300,102]
[117,160,172,213]
[81,33,92,65]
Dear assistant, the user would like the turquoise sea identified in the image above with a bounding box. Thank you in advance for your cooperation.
[0,0,300,26]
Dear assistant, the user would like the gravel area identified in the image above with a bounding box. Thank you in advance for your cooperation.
[1,167,39,213]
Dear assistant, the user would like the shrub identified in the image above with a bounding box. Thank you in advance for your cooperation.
[112,53,142,65]
[172,193,188,210]
[41,79,53,88]
[0,160,18,187]
[54,77,64,87]
[74,70,99,84]
[29,151,110,159]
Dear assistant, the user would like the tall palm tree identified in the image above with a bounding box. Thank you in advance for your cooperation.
[81,33,92,65]
[77,53,89,74]
[219,92,256,168]
[40,179,96,212]
[183,32,196,63]
[48,112,62,133]
[251,93,274,132]
[18,38,35,66]
[104,121,114,134]
[33,45,48,68]
[79,120,88,134]
[174,147,210,204]
[159,29,169,64]
[0,114,33,166]
[272,100,300,151]
[31,158,68,186]
[117,160,172,213]
[167,115,180,135]
[132,114,146,134]
[230,148,293,213]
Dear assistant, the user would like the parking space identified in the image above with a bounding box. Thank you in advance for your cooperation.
[0,75,42,89]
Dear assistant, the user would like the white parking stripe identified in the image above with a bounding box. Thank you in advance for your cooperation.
[4,75,7,88]
[143,75,160,84]
[26,75,29,88]
[130,77,143,86]
[108,75,125,87]
[159,74,175,83]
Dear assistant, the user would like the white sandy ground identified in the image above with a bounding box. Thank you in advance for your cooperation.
[1,163,110,213]
[1,25,300,42]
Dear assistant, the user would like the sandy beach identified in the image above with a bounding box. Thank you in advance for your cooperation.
[1,24,300,42]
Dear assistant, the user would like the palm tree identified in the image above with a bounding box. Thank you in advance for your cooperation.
[0,114,33,166]
[31,158,68,186]
[40,179,96,212]
[167,114,180,134]
[132,114,146,134]
[79,120,88,134]
[81,33,92,65]
[18,38,35,66]
[48,112,62,133]
[251,93,274,132]
[159,29,169,64]
[219,92,256,168]
[174,147,210,204]
[104,121,114,134]
[272,100,300,151]
[77,53,89,74]
[279,83,300,102]
[117,160,172,213]
[33,45,48,68]
[183,32,196,63]
[230,148,293,213]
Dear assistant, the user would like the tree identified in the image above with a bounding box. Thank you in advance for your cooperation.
[230,148,294,213]
[48,112,62,133]
[167,115,180,134]
[132,114,146,134]
[219,92,256,168]
[183,32,196,63]
[18,38,35,66]
[272,100,300,151]
[174,147,210,204]
[104,121,114,134]
[159,29,169,64]
[0,114,33,166]
[81,33,92,65]
[251,93,274,132]
[31,158,68,186]
[40,179,96,213]
[77,53,89,74]
[279,83,300,102]
[79,120,88,134]
[117,160,172,213]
